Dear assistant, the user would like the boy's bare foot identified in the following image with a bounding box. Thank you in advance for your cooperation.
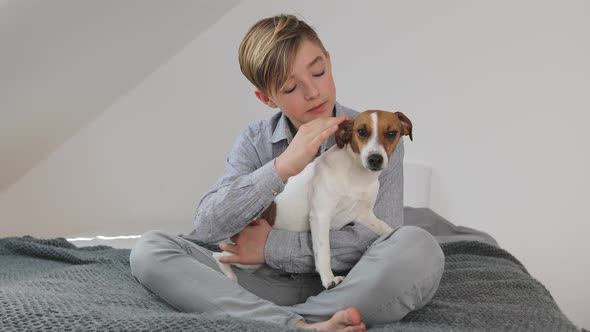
[295,307,366,332]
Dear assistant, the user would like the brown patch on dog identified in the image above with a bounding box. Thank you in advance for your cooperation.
[259,201,276,227]
[368,110,413,157]
[395,111,413,141]
[349,130,360,153]
[349,110,413,158]
[377,111,398,157]
[349,111,376,154]
[335,120,353,148]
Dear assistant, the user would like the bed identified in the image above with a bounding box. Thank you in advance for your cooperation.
[0,164,581,331]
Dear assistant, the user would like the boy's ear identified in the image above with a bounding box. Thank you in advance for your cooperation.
[335,120,354,148]
[395,111,413,141]
[254,89,278,108]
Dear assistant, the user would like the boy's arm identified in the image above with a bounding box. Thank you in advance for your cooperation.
[264,140,405,273]
[192,129,284,243]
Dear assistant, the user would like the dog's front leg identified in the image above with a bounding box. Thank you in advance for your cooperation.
[356,208,394,237]
[212,251,264,283]
[310,208,344,289]
[212,252,239,282]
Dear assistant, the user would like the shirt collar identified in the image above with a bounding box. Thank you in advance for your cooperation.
[271,102,345,145]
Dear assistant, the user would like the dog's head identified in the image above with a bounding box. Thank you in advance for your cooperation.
[335,110,412,171]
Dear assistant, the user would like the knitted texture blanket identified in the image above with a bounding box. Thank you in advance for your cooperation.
[0,236,579,331]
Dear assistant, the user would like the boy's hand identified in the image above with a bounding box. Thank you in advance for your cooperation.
[275,115,348,182]
[218,218,271,265]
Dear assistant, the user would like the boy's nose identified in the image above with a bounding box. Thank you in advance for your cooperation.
[304,84,319,100]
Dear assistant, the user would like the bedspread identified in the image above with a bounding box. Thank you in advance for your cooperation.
[0,236,579,331]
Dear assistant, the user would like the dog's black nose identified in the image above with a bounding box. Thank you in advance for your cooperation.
[367,154,383,169]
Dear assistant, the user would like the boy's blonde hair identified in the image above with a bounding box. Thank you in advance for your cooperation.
[239,14,326,97]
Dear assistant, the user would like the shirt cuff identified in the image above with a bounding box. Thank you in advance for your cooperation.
[264,228,297,271]
[250,158,285,200]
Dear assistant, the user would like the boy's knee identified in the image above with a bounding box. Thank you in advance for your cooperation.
[396,225,445,301]
[370,226,445,321]
[129,230,176,283]
[386,225,444,271]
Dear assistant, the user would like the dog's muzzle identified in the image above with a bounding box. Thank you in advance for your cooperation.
[367,154,384,171]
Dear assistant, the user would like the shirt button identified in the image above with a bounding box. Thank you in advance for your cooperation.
[272,191,278,196]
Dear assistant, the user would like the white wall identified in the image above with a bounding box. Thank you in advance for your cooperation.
[1,0,588,328]
[0,0,239,192]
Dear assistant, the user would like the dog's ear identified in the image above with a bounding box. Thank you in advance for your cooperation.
[395,112,413,141]
[335,120,354,148]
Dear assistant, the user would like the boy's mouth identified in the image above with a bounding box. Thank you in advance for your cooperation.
[307,102,326,113]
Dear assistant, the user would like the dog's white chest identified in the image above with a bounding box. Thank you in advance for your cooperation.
[271,160,316,232]
[272,146,379,232]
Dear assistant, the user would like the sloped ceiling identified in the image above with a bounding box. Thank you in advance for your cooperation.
[0,0,240,193]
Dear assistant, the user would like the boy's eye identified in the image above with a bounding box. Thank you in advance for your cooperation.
[312,71,325,77]
[357,128,369,137]
[283,86,296,94]
[386,131,398,139]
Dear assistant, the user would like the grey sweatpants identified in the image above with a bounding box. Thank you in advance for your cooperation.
[129,226,444,327]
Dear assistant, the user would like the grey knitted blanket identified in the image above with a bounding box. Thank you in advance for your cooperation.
[0,236,579,331]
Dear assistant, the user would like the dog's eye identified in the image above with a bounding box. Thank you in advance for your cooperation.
[386,131,398,140]
[357,128,369,137]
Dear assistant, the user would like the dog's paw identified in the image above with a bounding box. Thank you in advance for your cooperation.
[212,252,238,282]
[324,276,345,289]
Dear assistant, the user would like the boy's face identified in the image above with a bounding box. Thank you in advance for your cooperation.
[255,39,336,130]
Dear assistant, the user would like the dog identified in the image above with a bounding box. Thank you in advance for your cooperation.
[213,110,413,289]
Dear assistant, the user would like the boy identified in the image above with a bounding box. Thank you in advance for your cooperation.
[130,14,444,331]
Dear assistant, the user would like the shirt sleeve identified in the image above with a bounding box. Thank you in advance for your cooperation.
[263,139,406,273]
[191,129,285,243]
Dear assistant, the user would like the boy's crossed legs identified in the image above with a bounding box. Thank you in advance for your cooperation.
[129,226,444,330]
